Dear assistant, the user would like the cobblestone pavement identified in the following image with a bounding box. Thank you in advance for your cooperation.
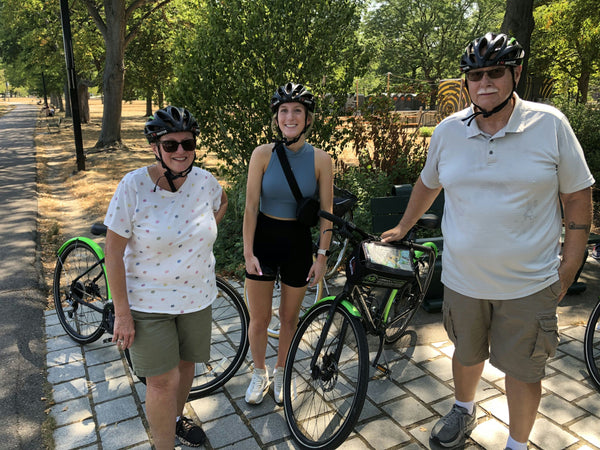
[45,276,600,450]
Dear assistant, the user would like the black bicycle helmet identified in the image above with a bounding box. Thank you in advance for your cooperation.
[144,106,199,192]
[144,106,199,143]
[460,32,524,73]
[270,83,316,114]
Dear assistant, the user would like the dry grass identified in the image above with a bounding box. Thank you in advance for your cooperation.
[36,99,156,303]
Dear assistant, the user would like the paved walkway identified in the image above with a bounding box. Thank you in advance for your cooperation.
[45,274,600,450]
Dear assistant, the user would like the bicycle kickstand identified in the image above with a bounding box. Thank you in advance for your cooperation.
[371,335,392,380]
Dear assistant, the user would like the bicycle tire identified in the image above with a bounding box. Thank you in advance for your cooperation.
[584,299,600,391]
[324,210,353,280]
[384,281,422,344]
[187,277,249,399]
[283,299,369,449]
[53,240,109,344]
[243,278,323,339]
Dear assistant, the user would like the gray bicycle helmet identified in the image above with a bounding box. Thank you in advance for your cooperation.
[270,83,316,114]
[460,32,524,73]
[144,106,199,143]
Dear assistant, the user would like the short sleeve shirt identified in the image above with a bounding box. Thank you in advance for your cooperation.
[104,166,223,313]
[420,95,594,299]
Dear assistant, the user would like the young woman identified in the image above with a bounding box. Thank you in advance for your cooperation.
[104,106,227,448]
[243,82,333,405]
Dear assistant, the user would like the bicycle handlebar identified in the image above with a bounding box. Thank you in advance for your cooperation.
[318,209,438,258]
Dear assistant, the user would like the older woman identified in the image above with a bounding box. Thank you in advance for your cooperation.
[104,106,227,449]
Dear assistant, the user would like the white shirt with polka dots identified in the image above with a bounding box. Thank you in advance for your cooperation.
[105,166,223,314]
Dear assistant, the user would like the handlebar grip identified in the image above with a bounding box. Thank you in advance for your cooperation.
[318,210,345,227]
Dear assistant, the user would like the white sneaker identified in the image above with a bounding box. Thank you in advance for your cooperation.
[245,368,270,404]
[273,367,284,404]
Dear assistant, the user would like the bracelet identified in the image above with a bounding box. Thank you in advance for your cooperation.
[317,248,329,256]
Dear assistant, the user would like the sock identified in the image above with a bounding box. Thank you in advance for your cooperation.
[455,400,475,415]
[506,435,527,450]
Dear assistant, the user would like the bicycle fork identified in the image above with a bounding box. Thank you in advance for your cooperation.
[309,298,349,383]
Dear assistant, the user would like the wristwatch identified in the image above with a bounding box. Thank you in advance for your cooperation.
[317,249,330,257]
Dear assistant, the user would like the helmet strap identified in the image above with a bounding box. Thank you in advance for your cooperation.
[462,70,516,127]
[153,148,195,192]
[276,115,309,146]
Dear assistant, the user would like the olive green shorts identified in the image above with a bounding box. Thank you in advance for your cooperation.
[442,281,561,383]
[129,307,212,378]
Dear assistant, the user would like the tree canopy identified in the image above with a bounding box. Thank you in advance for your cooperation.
[168,0,368,179]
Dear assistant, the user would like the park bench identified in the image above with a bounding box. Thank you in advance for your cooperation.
[371,184,600,311]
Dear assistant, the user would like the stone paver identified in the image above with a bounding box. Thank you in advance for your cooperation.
[44,295,600,449]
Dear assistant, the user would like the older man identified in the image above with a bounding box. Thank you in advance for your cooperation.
[382,32,594,450]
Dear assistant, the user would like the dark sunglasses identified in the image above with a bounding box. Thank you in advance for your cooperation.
[466,67,508,82]
[159,139,196,153]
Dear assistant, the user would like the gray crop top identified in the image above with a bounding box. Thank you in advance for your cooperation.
[261,143,318,219]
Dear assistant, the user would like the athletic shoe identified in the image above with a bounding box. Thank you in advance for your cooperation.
[430,404,477,448]
[245,367,270,404]
[175,416,206,447]
[273,367,284,404]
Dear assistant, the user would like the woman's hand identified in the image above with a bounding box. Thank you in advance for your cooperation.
[307,257,326,287]
[112,312,135,350]
[245,255,263,276]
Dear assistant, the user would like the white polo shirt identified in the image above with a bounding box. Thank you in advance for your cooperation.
[421,95,594,299]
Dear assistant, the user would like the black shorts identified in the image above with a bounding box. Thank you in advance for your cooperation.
[245,213,312,287]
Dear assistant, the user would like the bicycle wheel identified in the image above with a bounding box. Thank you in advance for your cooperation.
[584,299,600,391]
[243,278,323,339]
[53,240,109,344]
[324,211,353,280]
[187,277,249,399]
[283,299,369,449]
[384,281,422,344]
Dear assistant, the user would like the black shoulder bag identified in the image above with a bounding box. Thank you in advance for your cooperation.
[274,142,320,227]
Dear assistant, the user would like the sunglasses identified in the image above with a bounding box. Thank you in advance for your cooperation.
[466,67,508,82]
[159,139,196,153]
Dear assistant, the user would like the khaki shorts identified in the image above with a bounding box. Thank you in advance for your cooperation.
[129,307,212,377]
[442,281,561,383]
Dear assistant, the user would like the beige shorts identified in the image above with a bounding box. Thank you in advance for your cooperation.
[129,307,212,377]
[442,281,561,383]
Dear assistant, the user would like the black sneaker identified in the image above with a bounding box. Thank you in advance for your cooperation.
[175,416,207,447]
[430,404,477,448]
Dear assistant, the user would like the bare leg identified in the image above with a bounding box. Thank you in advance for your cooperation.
[505,374,541,443]
[176,360,196,416]
[146,366,180,450]
[452,355,484,402]
[246,279,275,369]
[276,283,307,369]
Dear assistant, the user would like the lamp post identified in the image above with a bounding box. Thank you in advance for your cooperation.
[59,0,85,171]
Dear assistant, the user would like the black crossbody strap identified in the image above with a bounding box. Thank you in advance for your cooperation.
[274,141,303,202]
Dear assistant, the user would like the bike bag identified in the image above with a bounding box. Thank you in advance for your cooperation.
[347,240,415,288]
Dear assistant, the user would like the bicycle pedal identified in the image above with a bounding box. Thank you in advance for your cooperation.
[371,363,392,380]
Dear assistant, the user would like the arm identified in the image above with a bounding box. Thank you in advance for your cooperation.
[214,189,228,225]
[243,146,268,276]
[104,229,135,349]
[307,148,334,287]
[381,176,442,242]
[559,186,593,301]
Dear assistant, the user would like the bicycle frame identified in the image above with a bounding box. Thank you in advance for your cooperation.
[305,227,437,376]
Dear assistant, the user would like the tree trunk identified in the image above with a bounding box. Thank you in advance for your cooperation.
[577,69,590,105]
[63,81,72,118]
[77,80,90,123]
[94,1,126,149]
[501,0,535,98]
[146,89,153,116]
